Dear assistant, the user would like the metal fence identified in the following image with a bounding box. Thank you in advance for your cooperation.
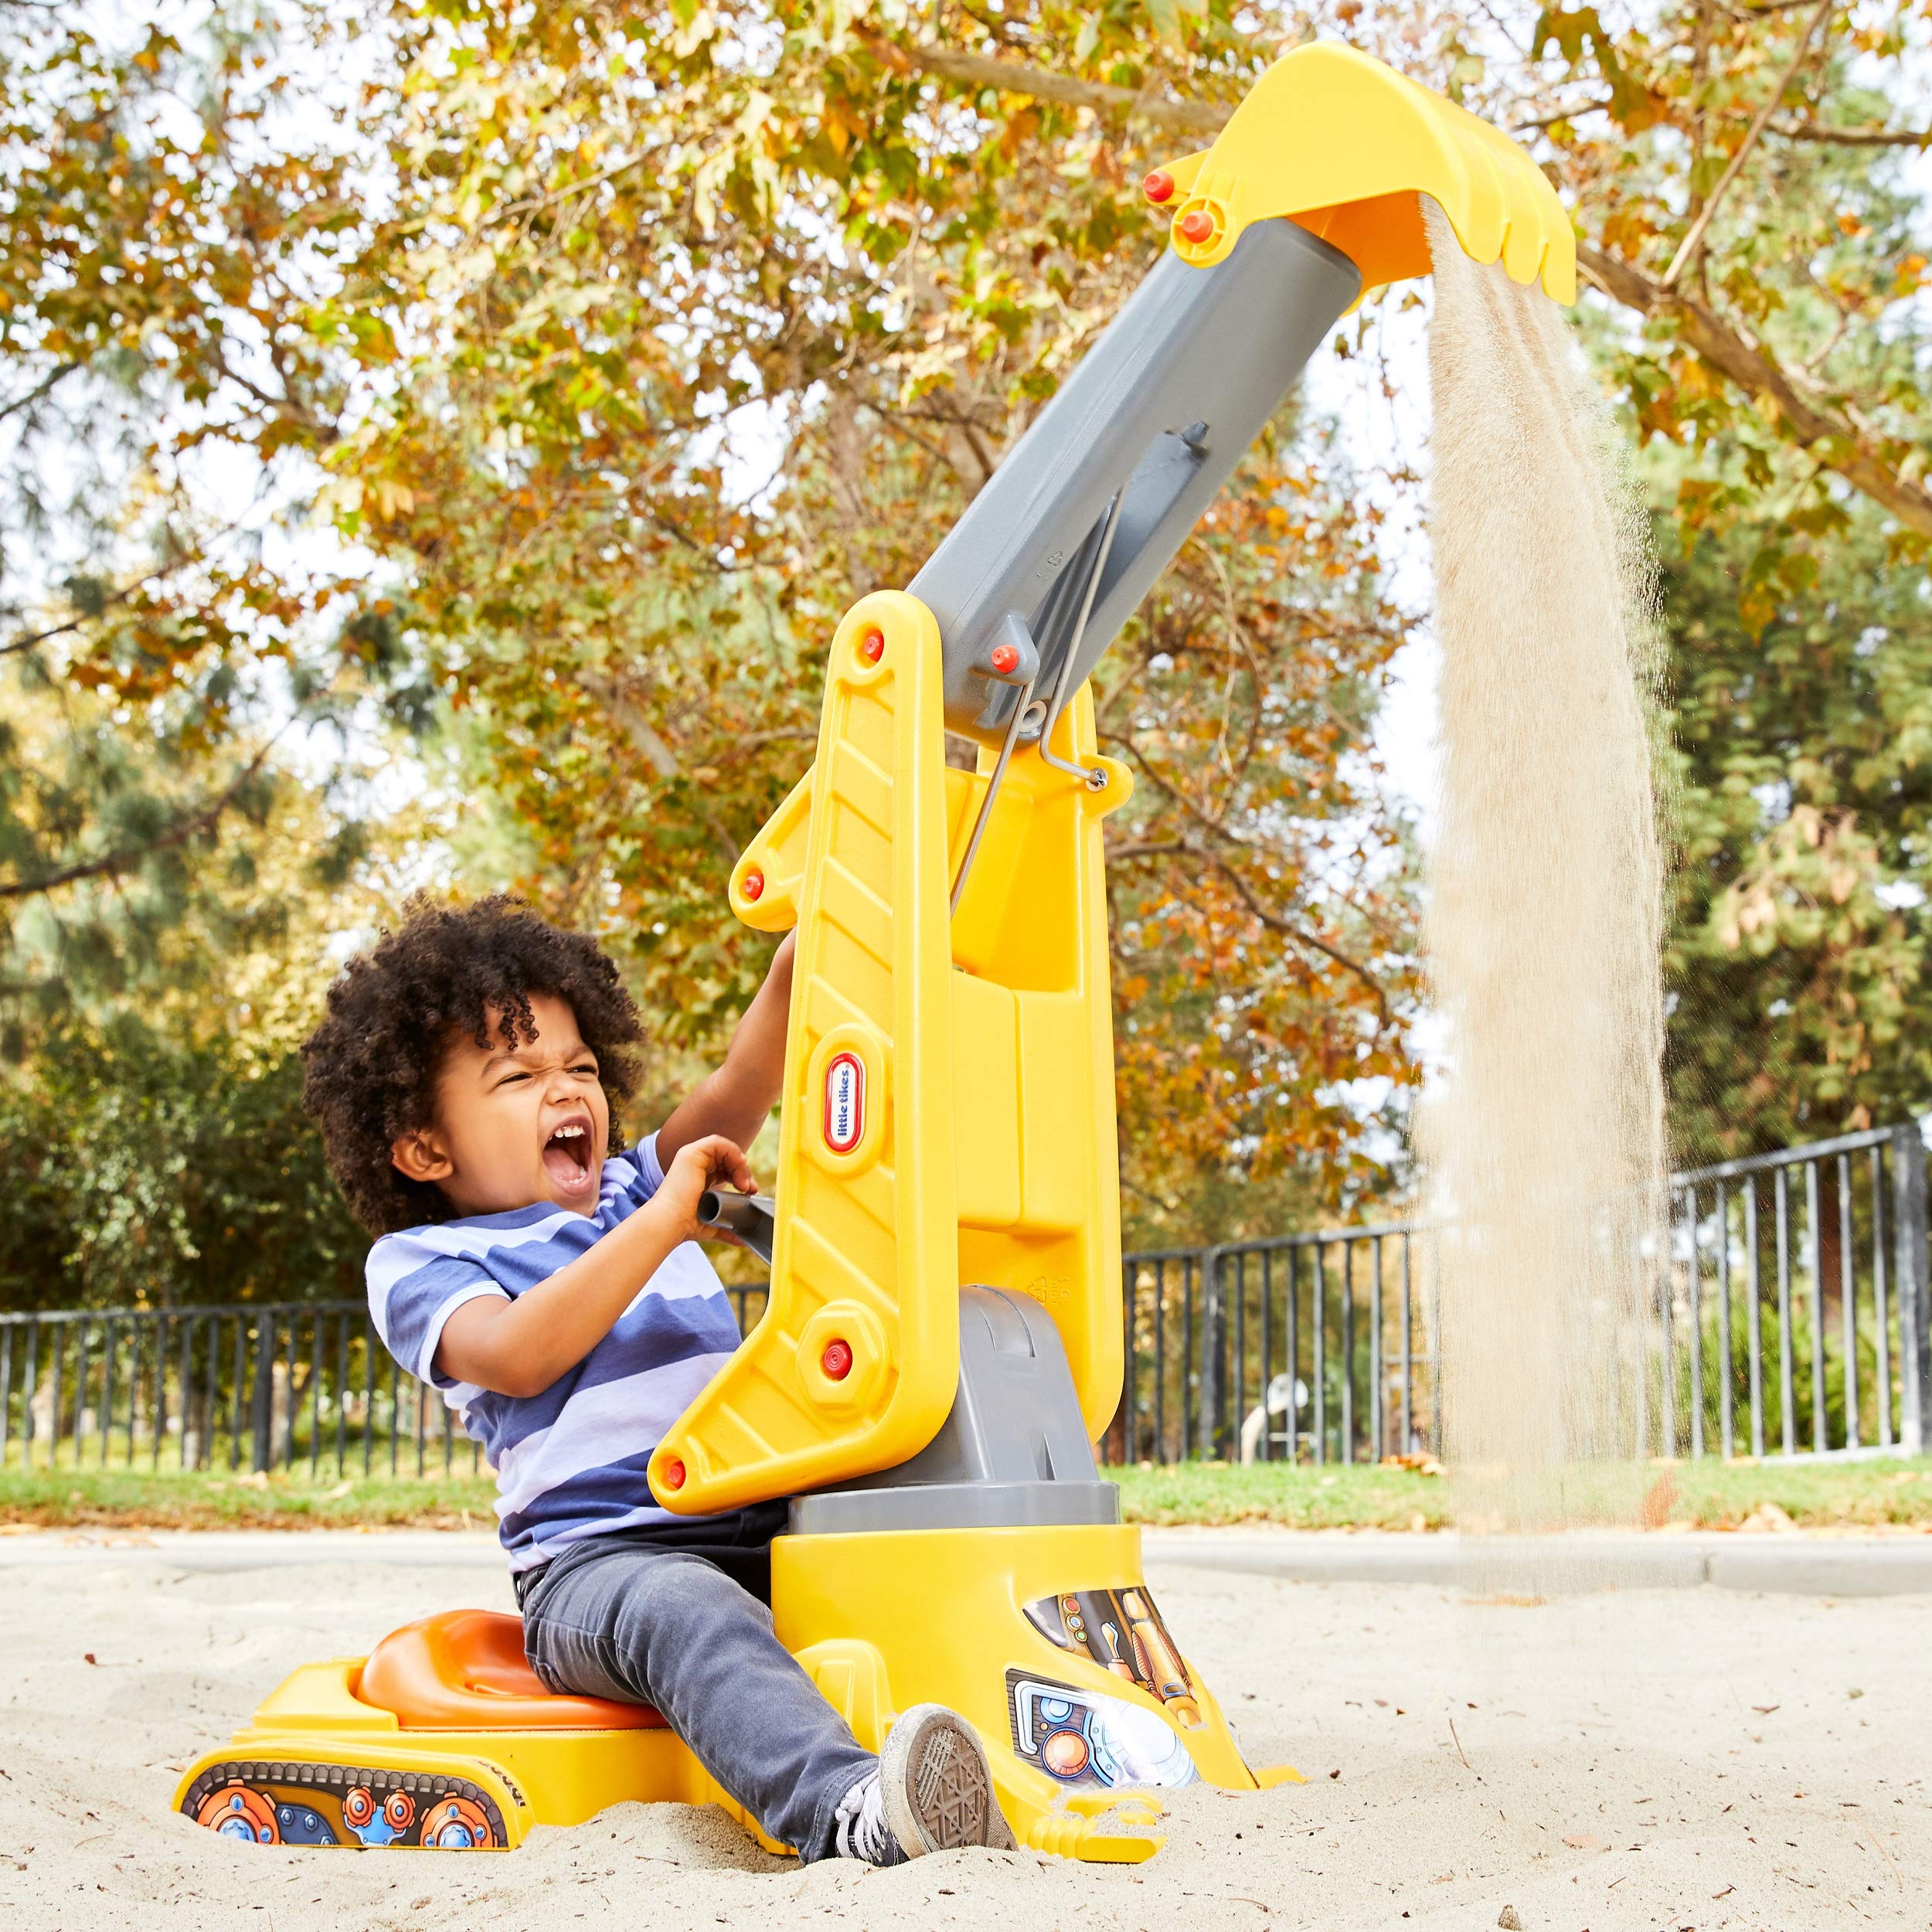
[2,1129,1926,1477]
[1112,1223,1434,1467]
[0,1286,768,1479]
[1111,1122,1932,1467]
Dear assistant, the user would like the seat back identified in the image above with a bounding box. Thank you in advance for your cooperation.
[359,1609,665,1732]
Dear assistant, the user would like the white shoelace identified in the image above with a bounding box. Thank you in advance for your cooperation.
[832,1770,902,1866]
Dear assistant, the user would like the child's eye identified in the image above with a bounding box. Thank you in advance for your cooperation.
[573,1062,599,1077]
[497,1072,532,1087]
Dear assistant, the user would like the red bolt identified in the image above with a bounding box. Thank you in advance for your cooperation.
[662,1457,685,1492]
[1142,169,1175,205]
[1178,208,1216,246]
[989,642,1020,675]
[741,867,764,902]
[859,626,886,663]
[821,1338,854,1381]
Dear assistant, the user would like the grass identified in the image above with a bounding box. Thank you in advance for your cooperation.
[0,1466,501,1531]
[2,1457,1930,1533]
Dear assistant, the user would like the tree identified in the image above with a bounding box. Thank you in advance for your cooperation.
[325,0,1426,1230]
[0,5,413,1036]
[1662,495,1932,1161]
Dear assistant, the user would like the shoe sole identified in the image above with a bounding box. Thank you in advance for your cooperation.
[879,1704,1015,1855]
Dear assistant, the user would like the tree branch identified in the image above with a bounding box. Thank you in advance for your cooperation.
[1111,835,1393,1020]
[0,360,78,424]
[1662,0,1833,287]
[1768,117,1932,147]
[875,37,1227,138]
[1577,242,1932,538]
[0,739,277,900]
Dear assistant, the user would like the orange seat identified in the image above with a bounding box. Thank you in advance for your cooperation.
[359,1610,666,1732]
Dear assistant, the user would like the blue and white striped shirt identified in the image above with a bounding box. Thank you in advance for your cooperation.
[365,1134,740,1572]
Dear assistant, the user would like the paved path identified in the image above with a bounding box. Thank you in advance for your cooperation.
[3,1523,1928,1593]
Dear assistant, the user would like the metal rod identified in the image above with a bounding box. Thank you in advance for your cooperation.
[1258,1248,1272,1464]
[1312,1242,1327,1466]
[1805,1158,1826,1453]
[1034,490,1124,787]
[1746,1182,1764,1458]
[1686,1186,1703,1459]
[151,1315,166,1473]
[1370,1234,1384,1461]
[1716,1179,1734,1458]
[1872,1145,1893,1450]
[1285,1243,1300,1464]
[947,667,1038,914]
[311,1316,323,1478]
[230,1316,247,1473]
[1233,1250,1247,1455]
[98,1316,114,1468]
[1153,1260,1166,1462]
[1839,1151,1857,1448]
[1400,1235,1413,1454]
[22,1319,37,1466]
[1182,1257,1196,1458]
[48,1325,63,1473]
[1776,1165,1796,1454]
[1340,1240,1355,1464]
[335,1312,349,1478]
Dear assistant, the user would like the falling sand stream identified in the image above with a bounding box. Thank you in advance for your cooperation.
[1418,199,1671,1549]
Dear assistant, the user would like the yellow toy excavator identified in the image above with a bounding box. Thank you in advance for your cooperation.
[175,42,1573,1864]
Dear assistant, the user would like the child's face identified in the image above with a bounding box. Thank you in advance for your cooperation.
[389,993,611,1219]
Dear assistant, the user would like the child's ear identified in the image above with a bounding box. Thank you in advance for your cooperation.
[391,1129,454,1185]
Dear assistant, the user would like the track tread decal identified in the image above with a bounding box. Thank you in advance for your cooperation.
[180,1759,507,1850]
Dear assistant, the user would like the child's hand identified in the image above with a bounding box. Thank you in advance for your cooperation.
[656,1134,757,1243]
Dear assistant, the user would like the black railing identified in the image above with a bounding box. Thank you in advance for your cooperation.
[2,1130,1925,1477]
[1114,1223,1437,1465]
[0,1287,768,1478]
[1113,1124,1932,1467]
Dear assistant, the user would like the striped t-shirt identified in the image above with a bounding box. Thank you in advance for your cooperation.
[366,1134,740,1572]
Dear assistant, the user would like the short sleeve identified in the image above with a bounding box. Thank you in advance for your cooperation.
[366,1231,509,1386]
[606,1131,667,1209]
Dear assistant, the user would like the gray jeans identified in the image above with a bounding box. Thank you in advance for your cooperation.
[518,1532,877,1860]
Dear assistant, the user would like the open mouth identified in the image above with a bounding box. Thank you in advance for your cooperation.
[541,1116,595,1191]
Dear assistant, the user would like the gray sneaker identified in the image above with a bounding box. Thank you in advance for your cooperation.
[832,1705,1012,1863]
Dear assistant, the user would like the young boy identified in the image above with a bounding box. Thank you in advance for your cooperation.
[301,894,1003,1866]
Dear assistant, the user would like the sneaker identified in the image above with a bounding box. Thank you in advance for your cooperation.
[832,1704,1012,1864]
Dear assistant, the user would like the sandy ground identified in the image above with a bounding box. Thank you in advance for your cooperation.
[0,1529,1923,1931]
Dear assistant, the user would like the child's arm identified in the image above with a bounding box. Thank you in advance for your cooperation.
[658,930,795,1166]
[433,1134,754,1399]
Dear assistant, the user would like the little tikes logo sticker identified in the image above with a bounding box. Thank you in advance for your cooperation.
[823,1052,865,1154]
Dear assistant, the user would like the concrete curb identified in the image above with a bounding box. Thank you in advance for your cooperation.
[1143,1528,1932,1597]
[2,1525,1929,1597]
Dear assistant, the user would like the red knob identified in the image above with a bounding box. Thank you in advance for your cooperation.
[821,1338,854,1381]
[741,867,764,902]
[989,642,1019,675]
[1142,169,1175,205]
[859,626,886,663]
[662,1457,685,1491]
[1178,208,1215,246]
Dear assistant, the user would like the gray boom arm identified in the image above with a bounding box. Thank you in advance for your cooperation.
[910,219,1362,750]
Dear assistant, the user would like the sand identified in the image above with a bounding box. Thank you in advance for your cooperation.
[0,1529,1923,1930]
[1421,202,1670,1533]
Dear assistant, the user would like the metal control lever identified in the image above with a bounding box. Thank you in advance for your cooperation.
[696,1189,777,1266]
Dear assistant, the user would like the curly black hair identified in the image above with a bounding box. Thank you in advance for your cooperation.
[301,894,646,1236]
